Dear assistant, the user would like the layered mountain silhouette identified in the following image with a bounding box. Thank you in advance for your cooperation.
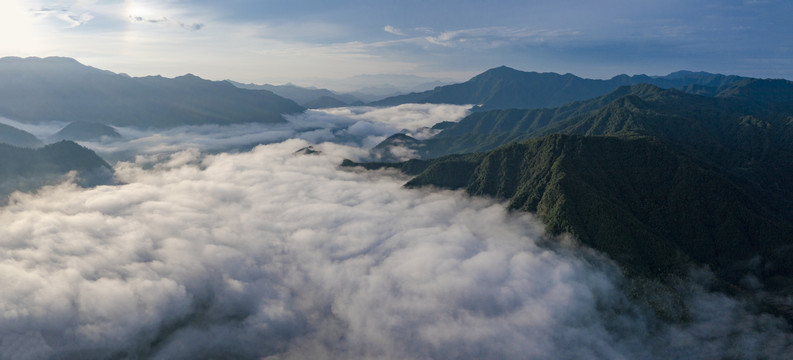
[375,80,793,161]
[370,66,747,110]
[0,123,42,148]
[0,140,113,201]
[302,95,350,109]
[0,57,304,128]
[348,77,793,305]
[50,121,121,142]
[228,81,363,108]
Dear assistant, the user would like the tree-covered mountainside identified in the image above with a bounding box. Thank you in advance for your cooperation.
[376,80,793,165]
[0,140,113,200]
[390,135,793,281]
[0,123,42,148]
[348,77,793,300]
[0,57,304,128]
[369,66,747,110]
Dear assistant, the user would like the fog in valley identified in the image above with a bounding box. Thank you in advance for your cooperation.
[1,105,791,359]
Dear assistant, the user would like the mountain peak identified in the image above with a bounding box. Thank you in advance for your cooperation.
[0,56,86,69]
[664,70,720,79]
[371,66,747,111]
[478,65,521,76]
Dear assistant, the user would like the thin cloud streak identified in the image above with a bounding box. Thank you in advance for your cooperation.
[384,25,405,36]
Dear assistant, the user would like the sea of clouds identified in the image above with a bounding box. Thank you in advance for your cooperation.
[0,105,791,359]
[0,104,470,162]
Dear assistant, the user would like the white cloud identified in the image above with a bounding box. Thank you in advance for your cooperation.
[33,104,472,162]
[384,25,405,36]
[422,26,580,49]
[0,138,790,359]
[128,15,204,31]
[32,7,95,28]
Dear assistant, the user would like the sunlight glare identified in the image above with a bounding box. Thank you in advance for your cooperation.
[0,0,40,54]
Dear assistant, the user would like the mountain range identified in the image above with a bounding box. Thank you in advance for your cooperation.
[4,57,793,302]
[347,75,793,315]
[0,56,304,128]
[227,81,366,108]
[371,66,748,110]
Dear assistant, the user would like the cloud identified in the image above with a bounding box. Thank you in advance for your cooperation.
[0,138,791,359]
[128,15,204,31]
[25,104,472,162]
[32,7,94,28]
[422,26,580,49]
[384,25,405,36]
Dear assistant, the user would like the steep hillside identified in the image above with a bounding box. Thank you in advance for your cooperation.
[355,135,793,285]
[377,81,793,167]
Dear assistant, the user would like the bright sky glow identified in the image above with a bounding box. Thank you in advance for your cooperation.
[0,0,791,89]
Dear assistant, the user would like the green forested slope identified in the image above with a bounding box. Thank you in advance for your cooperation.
[398,135,793,281]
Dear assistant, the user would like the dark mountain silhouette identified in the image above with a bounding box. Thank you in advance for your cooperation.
[51,121,121,142]
[370,66,747,110]
[0,57,304,128]
[0,123,42,148]
[0,140,113,201]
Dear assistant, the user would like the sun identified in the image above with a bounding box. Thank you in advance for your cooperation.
[0,0,40,54]
[125,0,156,20]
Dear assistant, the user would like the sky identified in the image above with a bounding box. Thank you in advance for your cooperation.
[0,0,791,94]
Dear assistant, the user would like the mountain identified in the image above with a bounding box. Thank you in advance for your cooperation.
[346,134,793,287]
[370,66,748,110]
[227,81,362,107]
[0,123,42,148]
[50,121,121,142]
[0,140,113,201]
[375,80,793,161]
[347,78,793,307]
[302,95,349,109]
[0,57,304,128]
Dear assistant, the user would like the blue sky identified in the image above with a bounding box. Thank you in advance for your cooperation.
[1,0,791,90]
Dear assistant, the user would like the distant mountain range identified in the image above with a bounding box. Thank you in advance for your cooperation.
[370,66,748,110]
[346,75,793,314]
[227,81,366,108]
[0,57,304,128]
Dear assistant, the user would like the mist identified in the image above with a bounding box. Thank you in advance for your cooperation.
[0,104,471,163]
[1,132,791,359]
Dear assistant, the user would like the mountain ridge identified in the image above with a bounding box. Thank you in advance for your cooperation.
[370,66,749,110]
[0,56,305,128]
